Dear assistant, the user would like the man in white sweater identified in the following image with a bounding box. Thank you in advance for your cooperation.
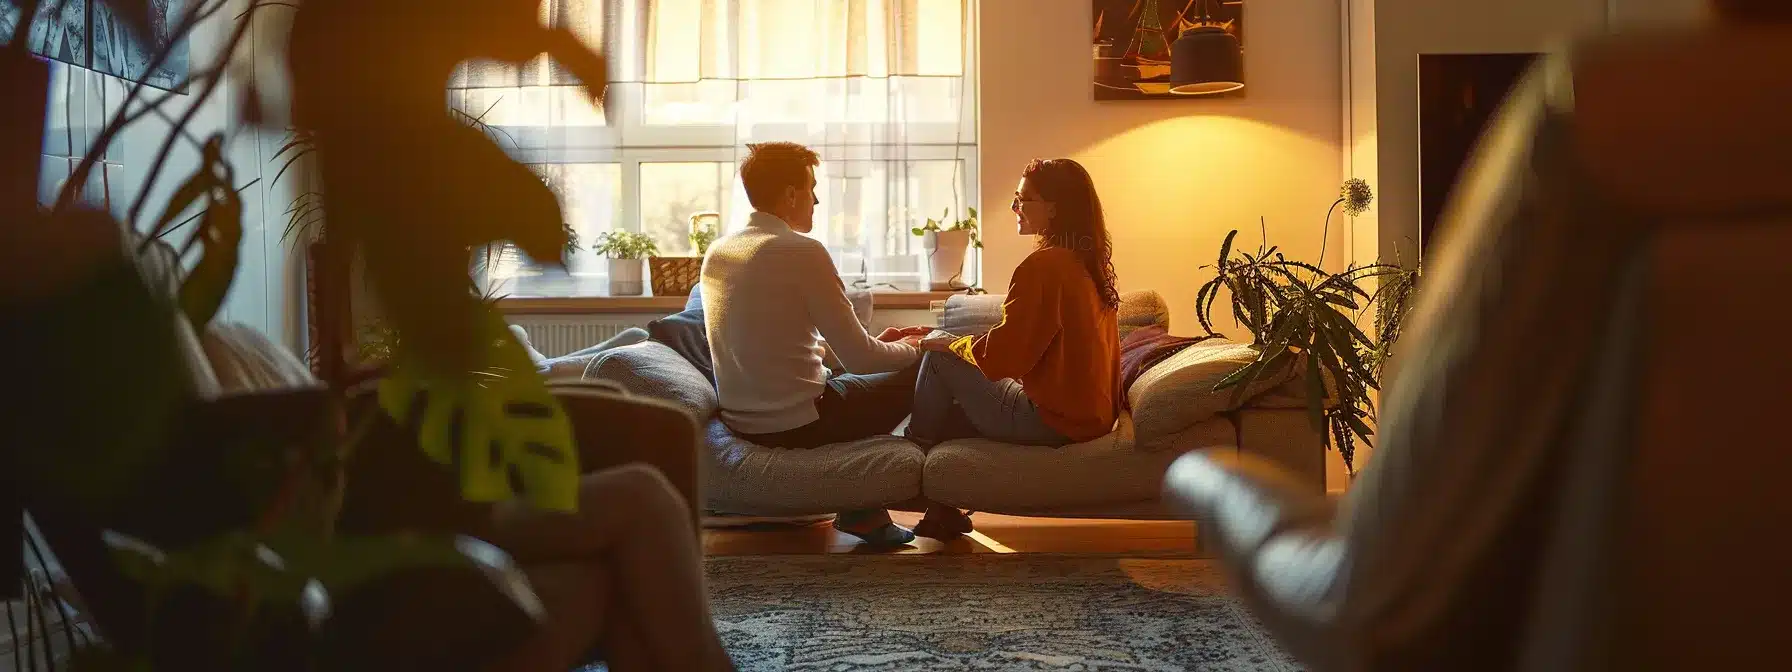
[702,142,928,545]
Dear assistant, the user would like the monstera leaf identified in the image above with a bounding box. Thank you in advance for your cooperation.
[375,312,580,512]
[282,0,609,512]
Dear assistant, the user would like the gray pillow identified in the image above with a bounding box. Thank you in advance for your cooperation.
[939,290,1170,338]
[1117,291,1170,341]
[939,294,1006,335]
[583,341,719,419]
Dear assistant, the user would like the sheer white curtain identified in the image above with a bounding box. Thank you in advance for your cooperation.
[455,0,979,296]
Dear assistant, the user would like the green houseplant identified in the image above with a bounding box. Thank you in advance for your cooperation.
[6,0,601,667]
[912,207,981,290]
[1193,180,1417,475]
[592,230,659,296]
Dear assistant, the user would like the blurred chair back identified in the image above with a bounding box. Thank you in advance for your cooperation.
[1548,25,1792,671]
[1166,23,1792,672]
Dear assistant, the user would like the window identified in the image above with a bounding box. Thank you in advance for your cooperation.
[454,0,979,296]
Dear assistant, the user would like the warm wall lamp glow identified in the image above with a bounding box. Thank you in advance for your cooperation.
[1168,0,1244,95]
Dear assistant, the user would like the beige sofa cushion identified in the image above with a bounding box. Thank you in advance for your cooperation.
[1129,339,1297,450]
[921,414,1235,511]
[703,419,924,515]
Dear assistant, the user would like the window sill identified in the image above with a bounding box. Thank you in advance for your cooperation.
[498,290,963,315]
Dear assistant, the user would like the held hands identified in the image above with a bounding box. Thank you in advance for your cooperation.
[878,325,934,343]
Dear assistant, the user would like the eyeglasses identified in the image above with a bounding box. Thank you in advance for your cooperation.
[1011,196,1045,213]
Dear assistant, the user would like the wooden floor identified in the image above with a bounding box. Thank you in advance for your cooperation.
[704,512,1203,556]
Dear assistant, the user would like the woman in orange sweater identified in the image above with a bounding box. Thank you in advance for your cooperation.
[908,158,1122,536]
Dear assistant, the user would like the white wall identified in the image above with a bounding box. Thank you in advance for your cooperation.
[979,0,1352,486]
[1364,0,1607,266]
[979,0,1346,332]
[1353,0,1713,268]
[36,0,304,351]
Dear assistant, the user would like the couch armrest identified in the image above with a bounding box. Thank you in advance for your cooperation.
[551,381,702,536]
[1163,450,1345,667]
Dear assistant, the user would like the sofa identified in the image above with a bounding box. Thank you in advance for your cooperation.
[577,288,1329,519]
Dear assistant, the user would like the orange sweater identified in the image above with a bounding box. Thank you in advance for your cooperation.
[950,247,1120,442]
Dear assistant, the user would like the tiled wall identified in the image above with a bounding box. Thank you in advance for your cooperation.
[32,44,305,352]
[37,61,126,212]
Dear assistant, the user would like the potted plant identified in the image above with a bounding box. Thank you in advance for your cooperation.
[592,231,659,296]
[1194,179,1418,476]
[912,207,982,290]
[9,1,587,668]
[649,211,719,296]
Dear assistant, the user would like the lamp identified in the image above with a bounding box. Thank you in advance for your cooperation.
[1169,0,1244,95]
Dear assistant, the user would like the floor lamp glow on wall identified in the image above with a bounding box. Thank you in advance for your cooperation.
[1169,0,1244,95]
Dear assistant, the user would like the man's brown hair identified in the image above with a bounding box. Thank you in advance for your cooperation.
[739,142,820,211]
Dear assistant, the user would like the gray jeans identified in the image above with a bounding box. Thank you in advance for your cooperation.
[908,350,1069,447]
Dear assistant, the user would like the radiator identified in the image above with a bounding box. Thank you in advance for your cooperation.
[510,315,655,358]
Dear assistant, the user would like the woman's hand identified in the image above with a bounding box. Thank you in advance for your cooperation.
[918,332,960,352]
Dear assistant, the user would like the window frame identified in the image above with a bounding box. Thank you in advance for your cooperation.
[470,0,981,295]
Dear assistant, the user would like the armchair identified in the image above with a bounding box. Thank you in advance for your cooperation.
[1165,28,1792,671]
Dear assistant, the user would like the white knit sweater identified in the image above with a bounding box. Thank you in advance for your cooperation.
[701,212,920,434]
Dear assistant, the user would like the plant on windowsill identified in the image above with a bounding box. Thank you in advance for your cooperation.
[592,230,660,296]
[912,207,981,291]
[649,211,718,296]
[1194,179,1419,476]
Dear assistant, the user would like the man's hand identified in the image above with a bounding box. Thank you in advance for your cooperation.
[918,332,960,352]
[900,334,926,348]
[878,325,934,343]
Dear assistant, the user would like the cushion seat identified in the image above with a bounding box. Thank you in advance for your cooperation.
[703,419,925,515]
[584,341,925,515]
[920,415,1236,514]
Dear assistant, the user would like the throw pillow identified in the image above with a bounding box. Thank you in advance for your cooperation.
[584,341,719,419]
[685,282,705,312]
[646,307,715,384]
[939,290,1170,338]
[1116,290,1170,341]
[1128,338,1301,449]
[843,288,874,329]
[1117,324,1211,402]
[539,327,650,379]
[939,293,1006,335]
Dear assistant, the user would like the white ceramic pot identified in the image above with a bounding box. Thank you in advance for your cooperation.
[923,229,972,290]
[608,257,645,296]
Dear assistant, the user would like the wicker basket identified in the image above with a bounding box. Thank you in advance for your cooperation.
[649,256,703,295]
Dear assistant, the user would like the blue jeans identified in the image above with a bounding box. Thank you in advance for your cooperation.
[909,351,1069,447]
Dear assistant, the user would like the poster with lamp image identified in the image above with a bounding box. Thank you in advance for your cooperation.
[1093,0,1244,100]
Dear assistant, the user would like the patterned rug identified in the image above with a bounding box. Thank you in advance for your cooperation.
[592,555,1302,671]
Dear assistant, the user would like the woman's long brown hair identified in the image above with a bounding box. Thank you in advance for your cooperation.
[1022,158,1120,310]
